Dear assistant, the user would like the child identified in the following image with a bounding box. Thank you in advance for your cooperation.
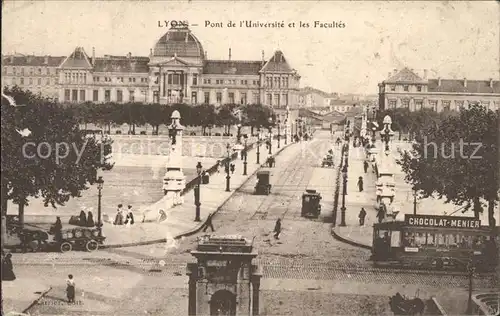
[66,274,75,303]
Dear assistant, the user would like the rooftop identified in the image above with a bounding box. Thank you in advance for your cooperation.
[93,56,149,73]
[203,60,262,75]
[153,27,205,59]
[260,50,294,73]
[2,55,65,67]
[428,79,500,94]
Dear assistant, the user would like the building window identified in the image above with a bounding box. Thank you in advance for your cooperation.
[228,92,235,104]
[192,92,197,104]
[429,100,438,111]
[153,91,159,103]
[46,78,50,85]
[415,100,423,110]
[80,90,85,101]
[455,100,464,110]
[275,77,280,88]
[20,78,24,85]
[46,68,50,75]
[442,100,451,111]
[402,99,410,108]
[168,74,180,85]
[240,93,247,105]
[390,85,395,91]
[30,68,33,75]
[37,78,41,85]
[168,74,172,84]
[203,79,211,84]
[105,90,111,102]
[204,92,210,104]
[389,100,397,108]
[274,94,280,106]
[216,92,222,103]
[29,78,33,85]
[283,94,288,106]
[64,89,70,101]
[167,90,172,97]
[72,89,78,101]
[267,94,272,105]
[117,90,123,102]
[129,90,135,102]
[192,74,198,85]
[93,90,99,101]
[417,85,422,92]
[2,67,6,74]
[253,92,259,104]
[38,68,41,74]
[216,79,223,85]
[266,77,271,88]
[403,85,409,92]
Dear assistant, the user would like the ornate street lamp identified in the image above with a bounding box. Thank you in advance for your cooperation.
[277,119,281,148]
[340,166,348,227]
[268,117,273,155]
[96,176,104,237]
[237,123,242,144]
[243,135,248,176]
[225,143,231,192]
[256,127,261,164]
[466,261,475,314]
[194,162,203,221]
[381,115,394,153]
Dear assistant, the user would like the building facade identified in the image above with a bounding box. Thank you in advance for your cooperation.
[2,26,301,109]
[298,87,337,108]
[2,54,65,100]
[378,68,500,112]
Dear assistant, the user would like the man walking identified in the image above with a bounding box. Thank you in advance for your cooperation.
[363,160,369,173]
[358,208,367,226]
[203,213,215,232]
[357,176,364,192]
[273,218,282,239]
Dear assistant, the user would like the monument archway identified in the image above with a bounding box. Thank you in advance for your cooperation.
[210,289,236,316]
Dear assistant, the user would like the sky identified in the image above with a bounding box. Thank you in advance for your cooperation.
[2,0,499,94]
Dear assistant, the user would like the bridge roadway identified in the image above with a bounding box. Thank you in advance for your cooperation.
[21,131,499,315]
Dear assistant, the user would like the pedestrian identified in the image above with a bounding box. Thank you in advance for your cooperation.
[66,274,76,303]
[79,210,87,227]
[357,176,364,192]
[203,213,215,232]
[273,218,282,239]
[114,204,124,225]
[157,209,167,222]
[359,208,367,226]
[2,253,16,281]
[54,216,63,241]
[216,160,221,173]
[376,205,385,224]
[86,211,95,227]
[363,160,369,173]
[230,163,235,174]
[124,205,135,226]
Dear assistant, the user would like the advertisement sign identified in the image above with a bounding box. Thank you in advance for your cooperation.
[404,214,480,229]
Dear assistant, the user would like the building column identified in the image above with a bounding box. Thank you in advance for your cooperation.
[188,279,197,316]
[251,275,261,315]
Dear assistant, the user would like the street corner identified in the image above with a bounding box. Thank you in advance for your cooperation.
[2,279,52,315]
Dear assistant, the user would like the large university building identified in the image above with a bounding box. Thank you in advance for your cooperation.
[378,68,500,112]
[2,26,301,110]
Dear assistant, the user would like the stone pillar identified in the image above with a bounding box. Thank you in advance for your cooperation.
[251,266,262,316]
[163,110,186,205]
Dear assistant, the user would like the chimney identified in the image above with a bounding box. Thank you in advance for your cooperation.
[423,69,428,79]
[262,50,265,63]
[438,77,441,86]
[149,48,153,57]
[127,52,131,59]
[490,78,494,88]
[44,55,49,64]
[228,48,231,61]
[92,47,95,66]
[464,78,467,87]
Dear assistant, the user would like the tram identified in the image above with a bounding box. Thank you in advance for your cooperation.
[370,214,498,272]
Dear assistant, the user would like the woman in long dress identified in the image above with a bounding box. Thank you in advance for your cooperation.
[79,210,87,227]
[124,205,135,226]
[54,217,63,242]
[66,274,75,303]
[114,204,124,225]
[2,253,16,281]
[87,211,95,227]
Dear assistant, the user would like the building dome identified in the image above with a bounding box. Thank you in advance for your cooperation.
[153,27,204,59]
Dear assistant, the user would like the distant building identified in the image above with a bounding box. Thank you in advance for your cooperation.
[298,86,337,108]
[378,67,500,112]
[2,26,301,109]
[1,54,65,100]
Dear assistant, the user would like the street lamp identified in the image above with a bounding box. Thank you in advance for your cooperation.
[237,123,242,144]
[340,166,348,226]
[466,261,475,314]
[243,135,248,175]
[268,117,273,155]
[413,188,418,215]
[194,162,203,221]
[277,119,281,148]
[225,143,231,192]
[96,176,104,237]
[256,127,261,164]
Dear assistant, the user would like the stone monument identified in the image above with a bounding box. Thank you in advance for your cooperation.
[163,110,186,206]
[186,235,262,316]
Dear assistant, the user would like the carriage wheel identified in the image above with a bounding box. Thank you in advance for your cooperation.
[60,242,73,253]
[86,240,99,252]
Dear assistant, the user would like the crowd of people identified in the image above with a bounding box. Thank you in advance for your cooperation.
[113,204,135,226]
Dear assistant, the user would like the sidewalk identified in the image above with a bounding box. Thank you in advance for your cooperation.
[333,140,496,248]
[2,277,52,315]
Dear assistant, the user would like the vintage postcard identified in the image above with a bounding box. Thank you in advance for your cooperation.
[1,1,499,315]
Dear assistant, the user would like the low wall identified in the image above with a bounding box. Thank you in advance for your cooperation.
[425,297,447,315]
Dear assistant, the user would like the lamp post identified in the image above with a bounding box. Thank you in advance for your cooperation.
[381,115,394,153]
[225,143,231,192]
[237,123,242,144]
[194,162,202,221]
[243,135,248,175]
[268,117,273,155]
[466,260,475,314]
[96,176,104,237]
[340,166,347,226]
[413,188,418,215]
[256,127,261,164]
[277,119,281,148]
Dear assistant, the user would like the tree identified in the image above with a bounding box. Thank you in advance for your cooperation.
[217,104,239,134]
[1,87,114,234]
[398,104,499,226]
[243,104,273,134]
[193,104,216,135]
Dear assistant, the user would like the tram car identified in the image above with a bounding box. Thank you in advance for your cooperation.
[5,215,105,253]
[370,214,497,272]
[255,170,272,195]
[301,189,322,218]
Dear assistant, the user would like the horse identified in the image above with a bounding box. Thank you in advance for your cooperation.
[389,293,425,315]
